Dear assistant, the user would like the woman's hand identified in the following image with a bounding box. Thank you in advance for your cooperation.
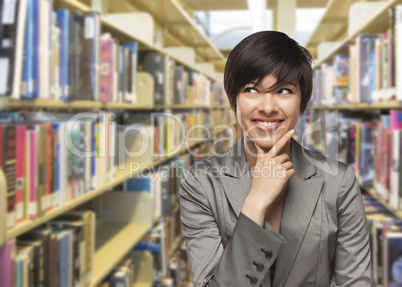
[241,129,296,226]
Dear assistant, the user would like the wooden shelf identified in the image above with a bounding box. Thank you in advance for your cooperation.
[363,188,402,220]
[53,0,223,82]
[0,98,236,111]
[6,139,208,240]
[305,0,358,59]
[129,0,226,72]
[306,101,402,111]
[92,221,152,286]
[0,98,102,110]
[0,98,159,111]
[311,0,402,70]
[161,104,213,109]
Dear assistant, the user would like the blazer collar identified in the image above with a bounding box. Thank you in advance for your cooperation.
[220,136,324,286]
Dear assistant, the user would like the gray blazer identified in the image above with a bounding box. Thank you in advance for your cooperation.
[179,136,373,287]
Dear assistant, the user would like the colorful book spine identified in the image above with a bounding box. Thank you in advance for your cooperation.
[122,41,138,103]
[21,0,34,98]
[32,0,40,98]
[55,9,71,100]
[28,129,38,220]
[90,120,97,190]
[15,125,26,223]
[390,110,402,130]
[100,38,114,102]
[2,123,17,228]
[0,239,16,287]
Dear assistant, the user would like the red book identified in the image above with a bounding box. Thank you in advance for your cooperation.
[15,125,26,223]
[100,37,114,102]
[1,123,17,229]
[383,129,392,202]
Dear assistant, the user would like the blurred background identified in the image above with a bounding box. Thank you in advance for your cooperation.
[0,0,402,286]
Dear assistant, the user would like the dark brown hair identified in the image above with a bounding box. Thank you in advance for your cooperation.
[224,31,313,115]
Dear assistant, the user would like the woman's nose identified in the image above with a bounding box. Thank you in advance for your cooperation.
[258,94,278,114]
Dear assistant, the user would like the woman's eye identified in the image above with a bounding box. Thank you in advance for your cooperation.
[244,87,258,94]
[278,88,293,94]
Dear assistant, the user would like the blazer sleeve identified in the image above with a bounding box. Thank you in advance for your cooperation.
[179,168,287,287]
[331,164,374,287]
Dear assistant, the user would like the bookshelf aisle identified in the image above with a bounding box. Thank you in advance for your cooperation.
[0,0,239,285]
[296,1,402,286]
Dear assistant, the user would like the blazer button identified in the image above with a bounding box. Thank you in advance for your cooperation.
[261,248,273,259]
[253,261,264,272]
[246,275,258,285]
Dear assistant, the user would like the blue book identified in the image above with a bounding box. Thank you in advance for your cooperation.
[124,176,152,193]
[51,123,61,204]
[55,10,71,101]
[32,0,40,98]
[90,120,96,190]
[133,240,160,252]
[15,256,22,287]
[21,0,35,98]
[56,231,65,287]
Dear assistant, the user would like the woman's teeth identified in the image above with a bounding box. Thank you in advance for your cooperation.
[257,121,280,127]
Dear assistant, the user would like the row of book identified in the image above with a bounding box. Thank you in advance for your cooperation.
[0,0,226,107]
[138,52,224,107]
[1,109,231,230]
[0,210,95,287]
[311,5,402,105]
[364,195,402,286]
[299,109,402,210]
[0,112,116,229]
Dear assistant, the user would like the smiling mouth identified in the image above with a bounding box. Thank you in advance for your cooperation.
[252,119,284,126]
[250,119,285,132]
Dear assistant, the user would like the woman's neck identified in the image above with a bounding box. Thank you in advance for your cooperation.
[244,137,291,170]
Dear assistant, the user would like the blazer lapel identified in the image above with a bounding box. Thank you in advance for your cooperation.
[219,136,252,217]
[273,138,324,286]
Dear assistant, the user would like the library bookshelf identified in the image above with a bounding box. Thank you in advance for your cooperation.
[0,0,233,284]
[304,4,402,284]
[4,138,212,241]
[54,0,226,80]
[310,0,402,70]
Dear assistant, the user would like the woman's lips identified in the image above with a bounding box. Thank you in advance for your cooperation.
[252,120,285,131]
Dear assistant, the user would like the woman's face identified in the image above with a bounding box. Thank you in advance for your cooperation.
[234,73,301,149]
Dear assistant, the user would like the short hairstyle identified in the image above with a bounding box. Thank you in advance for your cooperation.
[224,31,313,115]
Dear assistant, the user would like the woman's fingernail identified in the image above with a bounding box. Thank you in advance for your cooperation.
[288,129,295,135]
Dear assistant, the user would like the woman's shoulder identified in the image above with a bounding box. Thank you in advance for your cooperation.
[298,144,351,181]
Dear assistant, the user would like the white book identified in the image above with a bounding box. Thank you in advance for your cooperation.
[390,130,401,209]
[0,0,27,97]
[11,0,27,98]
[39,0,51,98]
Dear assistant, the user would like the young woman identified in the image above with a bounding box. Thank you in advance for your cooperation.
[179,31,373,287]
